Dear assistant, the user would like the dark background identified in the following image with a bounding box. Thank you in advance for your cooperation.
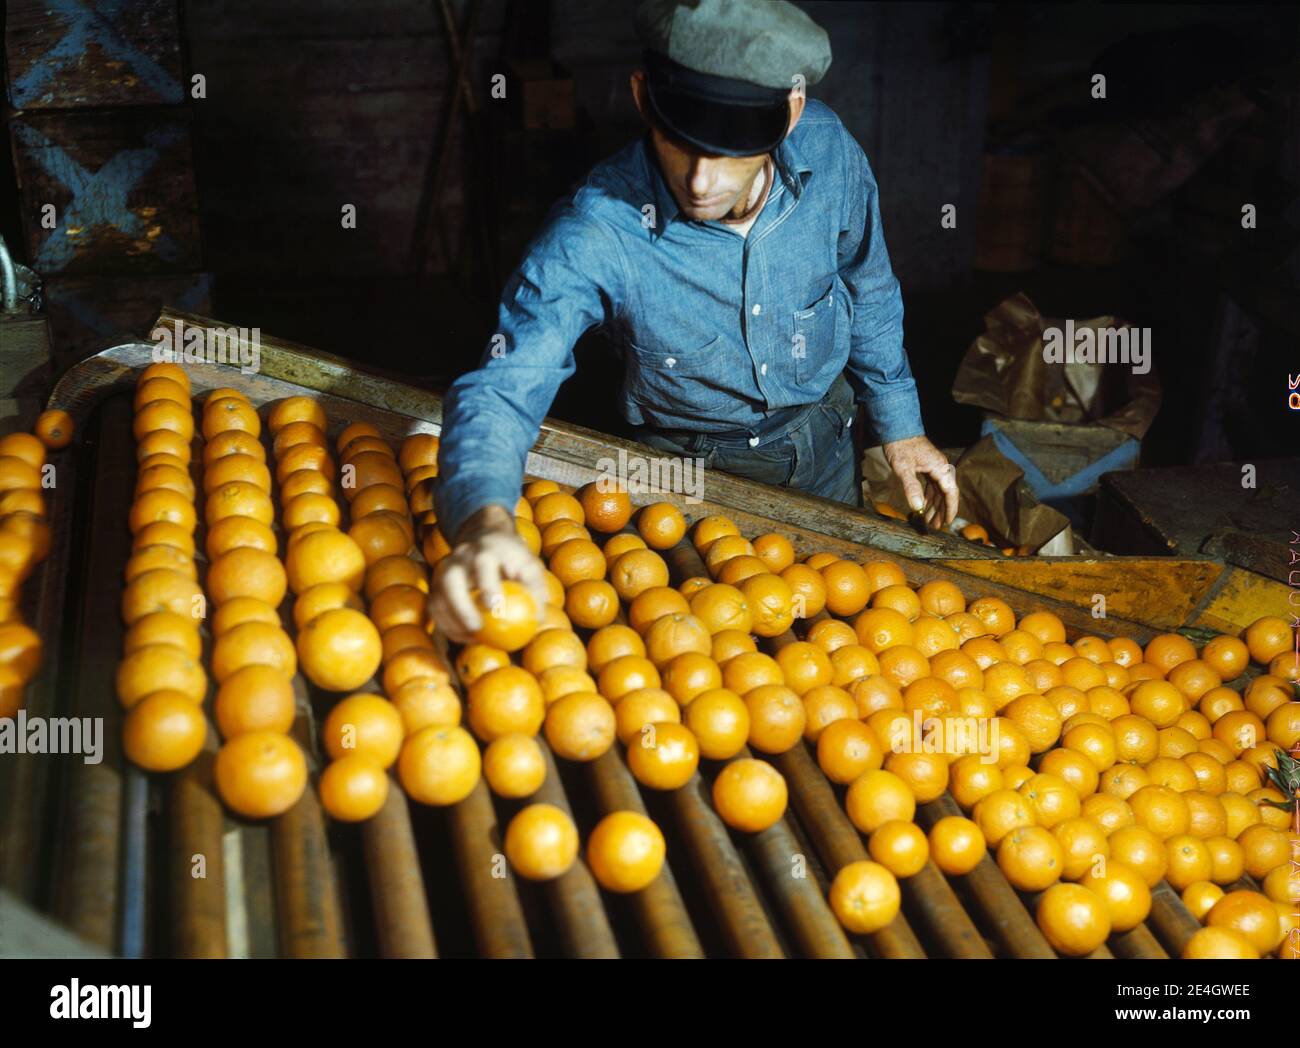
[3,1,1298,467]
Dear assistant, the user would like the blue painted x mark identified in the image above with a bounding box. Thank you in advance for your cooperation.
[11,0,181,107]
[13,121,188,274]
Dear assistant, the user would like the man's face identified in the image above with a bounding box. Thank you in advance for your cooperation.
[647,124,768,221]
[630,70,802,223]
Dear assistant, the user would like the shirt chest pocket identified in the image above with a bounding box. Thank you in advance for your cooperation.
[790,281,840,385]
[623,335,736,423]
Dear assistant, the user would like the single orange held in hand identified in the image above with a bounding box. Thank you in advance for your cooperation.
[472,580,539,652]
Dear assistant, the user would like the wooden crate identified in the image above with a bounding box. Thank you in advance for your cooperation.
[9,109,202,278]
[4,0,184,109]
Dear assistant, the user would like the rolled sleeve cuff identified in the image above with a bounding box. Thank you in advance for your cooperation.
[434,473,522,545]
[859,383,925,445]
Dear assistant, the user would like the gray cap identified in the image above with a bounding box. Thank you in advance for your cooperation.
[636,0,832,91]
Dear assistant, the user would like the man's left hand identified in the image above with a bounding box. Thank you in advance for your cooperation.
[882,434,959,529]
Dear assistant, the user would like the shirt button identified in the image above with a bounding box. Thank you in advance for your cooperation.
[665,357,676,368]
[751,304,762,316]
[748,436,760,447]
[760,363,768,375]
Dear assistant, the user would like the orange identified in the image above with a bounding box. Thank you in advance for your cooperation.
[1244,615,1293,664]
[1013,772,1078,829]
[540,519,589,556]
[711,757,787,832]
[454,646,512,688]
[948,756,1003,809]
[1144,633,1198,674]
[946,612,987,643]
[1201,636,1249,681]
[1224,760,1261,794]
[290,582,361,631]
[779,563,827,619]
[1063,721,1118,771]
[1182,926,1261,959]
[1237,824,1289,880]
[340,450,402,498]
[910,578,963,617]
[1243,675,1291,719]
[284,529,367,595]
[1249,786,1290,829]
[134,376,191,411]
[1167,659,1221,702]
[545,690,616,761]
[381,638,449,690]
[1107,825,1168,887]
[1040,748,1100,799]
[334,421,380,453]
[1086,685,1130,720]
[208,597,277,638]
[876,646,930,690]
[206,480,274,528]
[352,483,408,520]
[751,533,795,573]
[296,608,381,691]
[204,515,276,561]
[125,544,197,584]
[991,717,1033,770]
[803,685,858,743]
[997,825,1065,891]
[470,581,538,653]
[634,502,686,549]
[263,395,323,435]
[395,432,438,473]
[1207,890,1282,954]
[519,628,586,677]
[321,692,403,767]
[564,579,620,629]
[972,788,1034,846]
[597,654,661,703]
[1266,702,1300,748]
[1212,709,1265,755]
[123,610,200,660]
[853,608,913,654]
[207,547,287,608]
[744,684,806,754]
[586,624,646,672]
[884,747,949,802]
[903,677,959,724]
[871,585,922,623]
[867,820,929,878]
[390,678,460,734]
[1129,784,1190,840]
[135,400,194,443]
[829,644,880,688]
[281,492,341,531]
[214,732,307,819]
[1184,790,1228,837]
[1073,635,1111,664]
[1262,862,1300,906]
[1109,714,1158,765]
[845,769,915,833]
[137,462,196,499]
[1163,834,1213,890]
[627,721,699,790]
[214,662,296,738]
[272,420,327,459]
[115,643,205,708]
[363,554,428,601]
[661,651,722,707]
[928,816,987,875]
[122,690,207,772]
[721,650,782,693]
[732,576,792,640]
[531,491,584,529]
[644,613,711,666]
[1206,834,1246,885]
[1182,880,1225,920]
[1036,883,1111,956]
[202,429,261,465]
[522,478,560,501]
[202,396,260,439]
[999,629,1043,666]
[716,554,769,587]
[1019,610,1066,645]
[1081,792,1135,836]
[1059,657,1106,691]
[348,512,413,566]
[548,538,607,589]
[615,688,681,746]
[689,515,738,554]
[829,860,900,934]
[816,719,883,784]
[503,803,580,881]
[319,754,388,822]
[606,532,649,560]
[576,482,631,533]
[820,560,871,617]
[583,811,666,894]
[807,618,858,654]
[968,596,1015,637]
[482,733,546,798]
[930,650,984,691]
[203,451,271,494]
[861,560,907,594]
[689,583,752,635]
[1129,680,1186,728]
[398,724,480,806]
[129,488,196,535]
[1003,694,1062,753]
[467,665,545,741]
[773,641,832,697]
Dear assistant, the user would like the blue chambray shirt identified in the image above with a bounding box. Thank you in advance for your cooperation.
[436,99,924,541]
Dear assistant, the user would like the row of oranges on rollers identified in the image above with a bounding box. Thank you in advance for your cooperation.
[0,411,69,718]
[407,481,1298,950]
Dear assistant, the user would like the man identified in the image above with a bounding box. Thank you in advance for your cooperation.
[430,0,958,640]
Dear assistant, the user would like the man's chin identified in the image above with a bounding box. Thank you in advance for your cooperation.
[680,200,733,222]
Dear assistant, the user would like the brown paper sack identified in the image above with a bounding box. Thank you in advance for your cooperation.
[861,436,1072,552]
[950,293,1161,439]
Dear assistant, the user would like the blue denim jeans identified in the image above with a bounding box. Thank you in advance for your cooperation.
[632,374,862,507]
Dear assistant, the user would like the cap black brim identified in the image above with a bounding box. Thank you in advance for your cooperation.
[645,81,790,158]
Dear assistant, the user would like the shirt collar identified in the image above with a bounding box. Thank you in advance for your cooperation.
[641,132,813,241]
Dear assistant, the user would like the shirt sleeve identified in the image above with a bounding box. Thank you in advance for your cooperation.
[836,131,926,445]
[434,206,623,542]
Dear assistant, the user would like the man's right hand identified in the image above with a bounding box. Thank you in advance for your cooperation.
[427,504,549,644]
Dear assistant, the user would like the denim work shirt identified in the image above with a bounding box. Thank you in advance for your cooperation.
[435,99,924,541]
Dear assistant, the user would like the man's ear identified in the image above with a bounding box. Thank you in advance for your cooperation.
[630,70,649,121]
[786,91,806,136]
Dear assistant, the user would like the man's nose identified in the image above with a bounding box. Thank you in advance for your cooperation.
[685,158,719,198]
